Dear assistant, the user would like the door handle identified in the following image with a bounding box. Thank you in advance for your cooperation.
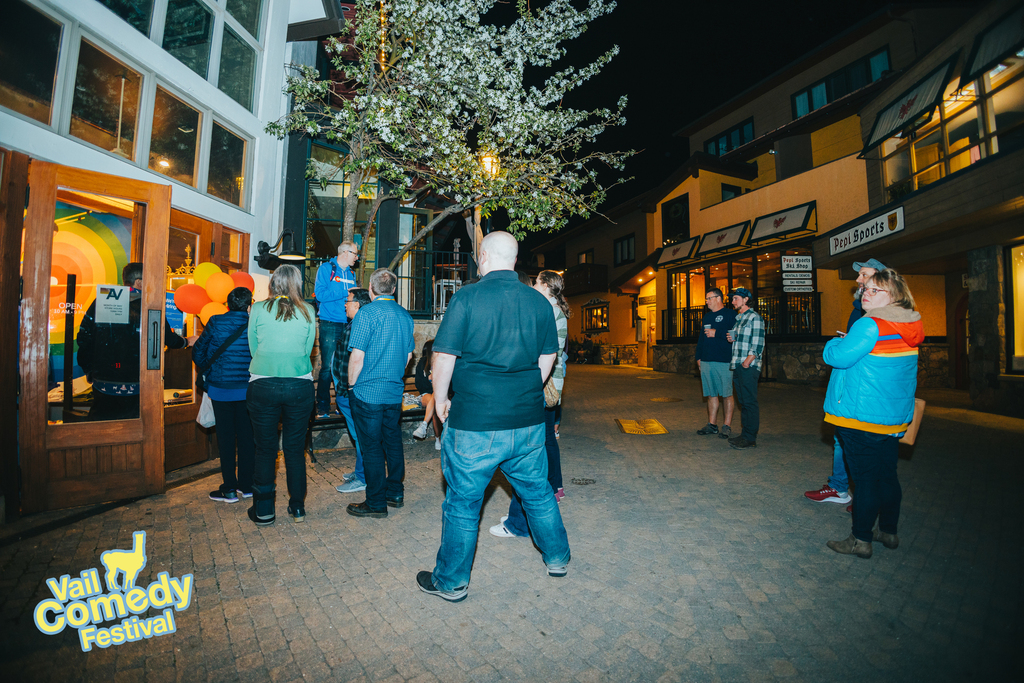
[148,309,162,370]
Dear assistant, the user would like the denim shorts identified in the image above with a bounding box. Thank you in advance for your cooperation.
[699,361,733,397]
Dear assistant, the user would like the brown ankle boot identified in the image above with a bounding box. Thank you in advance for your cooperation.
[873,529,899,550]
[827,533,873,559]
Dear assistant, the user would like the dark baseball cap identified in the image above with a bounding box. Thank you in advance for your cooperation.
[731,287,752,300]
[852,258,886,272]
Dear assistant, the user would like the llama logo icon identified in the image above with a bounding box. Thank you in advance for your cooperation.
[100,530,147,592]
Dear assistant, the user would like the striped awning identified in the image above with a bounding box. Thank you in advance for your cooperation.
[960,3,1024,88]
[862,53,959,155]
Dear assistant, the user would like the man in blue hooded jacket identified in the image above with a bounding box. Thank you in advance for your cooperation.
[314,241,358,417]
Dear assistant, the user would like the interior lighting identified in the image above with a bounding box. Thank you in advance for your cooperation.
[158,159,170,168]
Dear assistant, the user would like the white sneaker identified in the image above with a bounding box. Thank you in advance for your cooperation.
[489,522,516,538]
[413,422,428,440]
[435,437,442,451]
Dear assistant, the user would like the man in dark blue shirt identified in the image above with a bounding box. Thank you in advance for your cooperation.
[695,287,736,438]
[416,232,570,602]
[346,269,414,518]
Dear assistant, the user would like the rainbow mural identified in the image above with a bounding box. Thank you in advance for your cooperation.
[47,202,133,380]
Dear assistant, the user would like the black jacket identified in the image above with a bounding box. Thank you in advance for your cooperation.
[77,290,186,387]
[192,311,252,390]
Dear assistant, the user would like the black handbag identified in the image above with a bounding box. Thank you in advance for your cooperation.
[195,323,247,393]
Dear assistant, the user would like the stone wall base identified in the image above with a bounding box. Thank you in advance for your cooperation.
[653,341,950,388]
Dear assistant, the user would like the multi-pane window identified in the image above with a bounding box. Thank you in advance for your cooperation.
[149,87,201,185]
[705,118,755,156]
[793,48,890,118]
[0,1,61,125]
[226,0,263,39]
[582,302,609,332]
[208,122,247,207]
[578,249,594,264]
[661,193,689,245]
[881,50,1024,203]
[614,234,635,266]
[722,184,743,202]
[0,1,255,209]
[70,40,143,159]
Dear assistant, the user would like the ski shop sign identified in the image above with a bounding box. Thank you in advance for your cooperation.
[33,531,194,652]
[830,207,905,255]
[782,255,814,293]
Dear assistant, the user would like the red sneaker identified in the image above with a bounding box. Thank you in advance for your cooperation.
[846,504,853,513]
[804,484,852,504]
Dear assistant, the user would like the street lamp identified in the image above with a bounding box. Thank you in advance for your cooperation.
[479,151,500,178]
[254,228,306,271]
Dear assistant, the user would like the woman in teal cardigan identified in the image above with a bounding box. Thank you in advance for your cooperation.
[247,265,316,526]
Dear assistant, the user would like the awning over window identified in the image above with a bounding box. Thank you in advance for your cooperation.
[696,222,749,257]
[656,238,698,266]
[960,3,1024,88]
[750,202,816,243]
[862,53,960,155]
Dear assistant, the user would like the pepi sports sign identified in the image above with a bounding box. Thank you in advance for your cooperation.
[829,207,904,256]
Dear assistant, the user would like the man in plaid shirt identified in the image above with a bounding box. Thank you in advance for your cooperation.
[726,288,765,450]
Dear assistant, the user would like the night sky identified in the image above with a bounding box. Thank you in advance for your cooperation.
[503,0,907,251]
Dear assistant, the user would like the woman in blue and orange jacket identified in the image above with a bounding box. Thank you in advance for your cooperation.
[822,268,923,559]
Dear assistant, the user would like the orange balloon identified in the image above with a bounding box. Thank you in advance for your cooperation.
[230,271,255,292]
[174,283,211,315]
[205,272,235,303]
[192,262,222,288]
[199,301,228,325]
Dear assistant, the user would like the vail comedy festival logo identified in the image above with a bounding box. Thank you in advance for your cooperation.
[33,531,193,652]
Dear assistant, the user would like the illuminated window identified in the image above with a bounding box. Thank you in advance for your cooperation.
[149,87,200,185]
[582,300,609,333]
[578,249,593,265]
[70,40,142,160]
[1010,244,1024,373]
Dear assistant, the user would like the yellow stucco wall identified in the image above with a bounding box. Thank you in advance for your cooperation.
[811,117,864,167]
[567,293,635,346]
[817,271,947,338]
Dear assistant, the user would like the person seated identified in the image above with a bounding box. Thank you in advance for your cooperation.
[412,340,443,450]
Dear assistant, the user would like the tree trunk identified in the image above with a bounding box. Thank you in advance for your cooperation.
[341,167,363,244]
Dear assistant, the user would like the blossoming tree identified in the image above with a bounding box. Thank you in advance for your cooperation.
[268,0,632,271]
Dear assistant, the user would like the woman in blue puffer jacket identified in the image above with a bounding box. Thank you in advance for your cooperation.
[193,286,254,503]
[822,268,923,559]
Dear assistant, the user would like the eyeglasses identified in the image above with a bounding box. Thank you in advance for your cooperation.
[864,287,888,296]
[705,295,720,300]
[342,250,358,256]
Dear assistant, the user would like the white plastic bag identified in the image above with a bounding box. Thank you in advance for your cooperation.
[197,393,216,428]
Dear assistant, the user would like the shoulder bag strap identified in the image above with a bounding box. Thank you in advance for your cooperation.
[197,322,247,375]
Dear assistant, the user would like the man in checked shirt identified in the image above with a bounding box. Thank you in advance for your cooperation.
[725,287,765,450]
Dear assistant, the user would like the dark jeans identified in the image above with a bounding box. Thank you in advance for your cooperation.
[350,396,405,510]
[247,378,314,515]
[506,407,561,537]
[733,365,760,441]
[316,320,347,413]
[211,399,255,492]
[836,426,902,543]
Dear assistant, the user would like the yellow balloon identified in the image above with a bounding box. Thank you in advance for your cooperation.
[199,301,228,325]
[192,262,222,288]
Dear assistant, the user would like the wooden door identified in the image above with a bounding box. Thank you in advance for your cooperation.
[19,162,171,513]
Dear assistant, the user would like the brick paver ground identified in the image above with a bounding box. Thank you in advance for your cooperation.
[1,365,1021,682]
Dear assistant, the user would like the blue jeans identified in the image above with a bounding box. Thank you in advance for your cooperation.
[432,425,571,592]
[836,427,901,543]
[316,320,347,413]
[350,396,404,510]
[248,378,315,514]
[505,407,561,537]
[827,435,849,493]
[732,365,760,441]
[335,395,364,482]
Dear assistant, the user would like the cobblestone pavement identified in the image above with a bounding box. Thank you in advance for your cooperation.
[1,365,1021,682]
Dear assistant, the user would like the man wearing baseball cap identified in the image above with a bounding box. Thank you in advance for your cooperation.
[804,257,886,504]
[725,287,765,450]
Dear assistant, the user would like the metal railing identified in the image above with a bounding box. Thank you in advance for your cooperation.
[663,292,821,340]
[387,249,474,318]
